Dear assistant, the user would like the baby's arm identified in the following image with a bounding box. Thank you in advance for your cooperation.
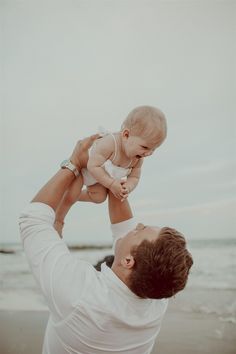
[88,135,114,188]
[125,158,143,193]
[88,136,126,199]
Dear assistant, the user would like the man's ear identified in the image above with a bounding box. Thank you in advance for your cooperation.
[121,255,135,269]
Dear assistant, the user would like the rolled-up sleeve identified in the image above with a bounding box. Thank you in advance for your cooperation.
[19,202,93,321]
[110,217,137,250]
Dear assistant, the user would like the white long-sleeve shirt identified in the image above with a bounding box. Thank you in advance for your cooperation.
[19,202,168,354]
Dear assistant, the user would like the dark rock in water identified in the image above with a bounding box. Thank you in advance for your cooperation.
[94,255,114,271]
[0,249,15,254]
[69,244,112,251]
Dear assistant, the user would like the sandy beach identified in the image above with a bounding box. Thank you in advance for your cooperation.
[0,288,235,354]
[1,243,236,354]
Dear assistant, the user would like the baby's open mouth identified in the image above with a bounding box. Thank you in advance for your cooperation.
[136,155,142,159]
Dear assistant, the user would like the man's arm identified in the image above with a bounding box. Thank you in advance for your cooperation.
[32,135,99,210]
[19,135,100,321]
[108,191,133,224]
[108,191,137,249]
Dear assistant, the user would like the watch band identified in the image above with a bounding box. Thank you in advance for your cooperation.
[60,159,80,177]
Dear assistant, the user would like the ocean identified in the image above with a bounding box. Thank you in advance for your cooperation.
[1,239,236,323]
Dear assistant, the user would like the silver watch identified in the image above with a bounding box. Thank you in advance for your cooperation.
[60,159,80,177]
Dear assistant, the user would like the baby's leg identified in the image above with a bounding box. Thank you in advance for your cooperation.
[54,175,83,237]
[78,183,107,204]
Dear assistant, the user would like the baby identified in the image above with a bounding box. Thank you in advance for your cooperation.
[54,105,167,236]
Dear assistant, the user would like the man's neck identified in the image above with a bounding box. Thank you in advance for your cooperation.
[111,263,130,287]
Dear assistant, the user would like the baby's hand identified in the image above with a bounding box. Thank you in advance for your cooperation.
[120,180,129,201]
[110,180,127,200]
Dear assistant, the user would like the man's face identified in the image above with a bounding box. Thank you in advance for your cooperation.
[114,223,161,261]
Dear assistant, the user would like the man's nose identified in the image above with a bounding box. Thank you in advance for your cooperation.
[135,223,146,230]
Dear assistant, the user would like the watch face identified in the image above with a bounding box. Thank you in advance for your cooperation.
[61,159,69,168]
[60,159,79,177]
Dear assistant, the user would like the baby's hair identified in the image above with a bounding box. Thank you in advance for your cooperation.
[121,105,167,147]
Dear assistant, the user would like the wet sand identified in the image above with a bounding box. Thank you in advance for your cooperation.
[0,289,235,354]
[0,309,235,354]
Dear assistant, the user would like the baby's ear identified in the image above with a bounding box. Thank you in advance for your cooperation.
[122,129,130,138]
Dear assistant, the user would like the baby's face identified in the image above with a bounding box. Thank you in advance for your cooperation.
[124,135,158,159]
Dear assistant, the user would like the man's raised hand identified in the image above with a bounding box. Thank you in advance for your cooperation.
[70,134,101,170]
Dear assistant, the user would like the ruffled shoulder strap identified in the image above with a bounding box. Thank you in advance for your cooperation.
[98,126,117,162]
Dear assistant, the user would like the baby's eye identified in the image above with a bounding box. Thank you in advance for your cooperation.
[141,146,148,149]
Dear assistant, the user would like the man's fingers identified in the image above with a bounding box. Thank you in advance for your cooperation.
[71,134,102,170]
[80,134,101,150]
[121,194,128,202]
[116,193,123,200]
[121,193,128,198]
[75,134,100,152]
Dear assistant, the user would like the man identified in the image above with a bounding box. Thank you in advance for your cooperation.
[19,135,193,354]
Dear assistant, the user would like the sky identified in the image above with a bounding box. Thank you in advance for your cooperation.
[1,0,236,245]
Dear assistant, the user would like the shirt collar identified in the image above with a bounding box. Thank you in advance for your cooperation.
[101,263,141,299]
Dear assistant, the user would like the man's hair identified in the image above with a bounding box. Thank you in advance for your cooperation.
[121,105,167,147]
[128,227,193,299]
